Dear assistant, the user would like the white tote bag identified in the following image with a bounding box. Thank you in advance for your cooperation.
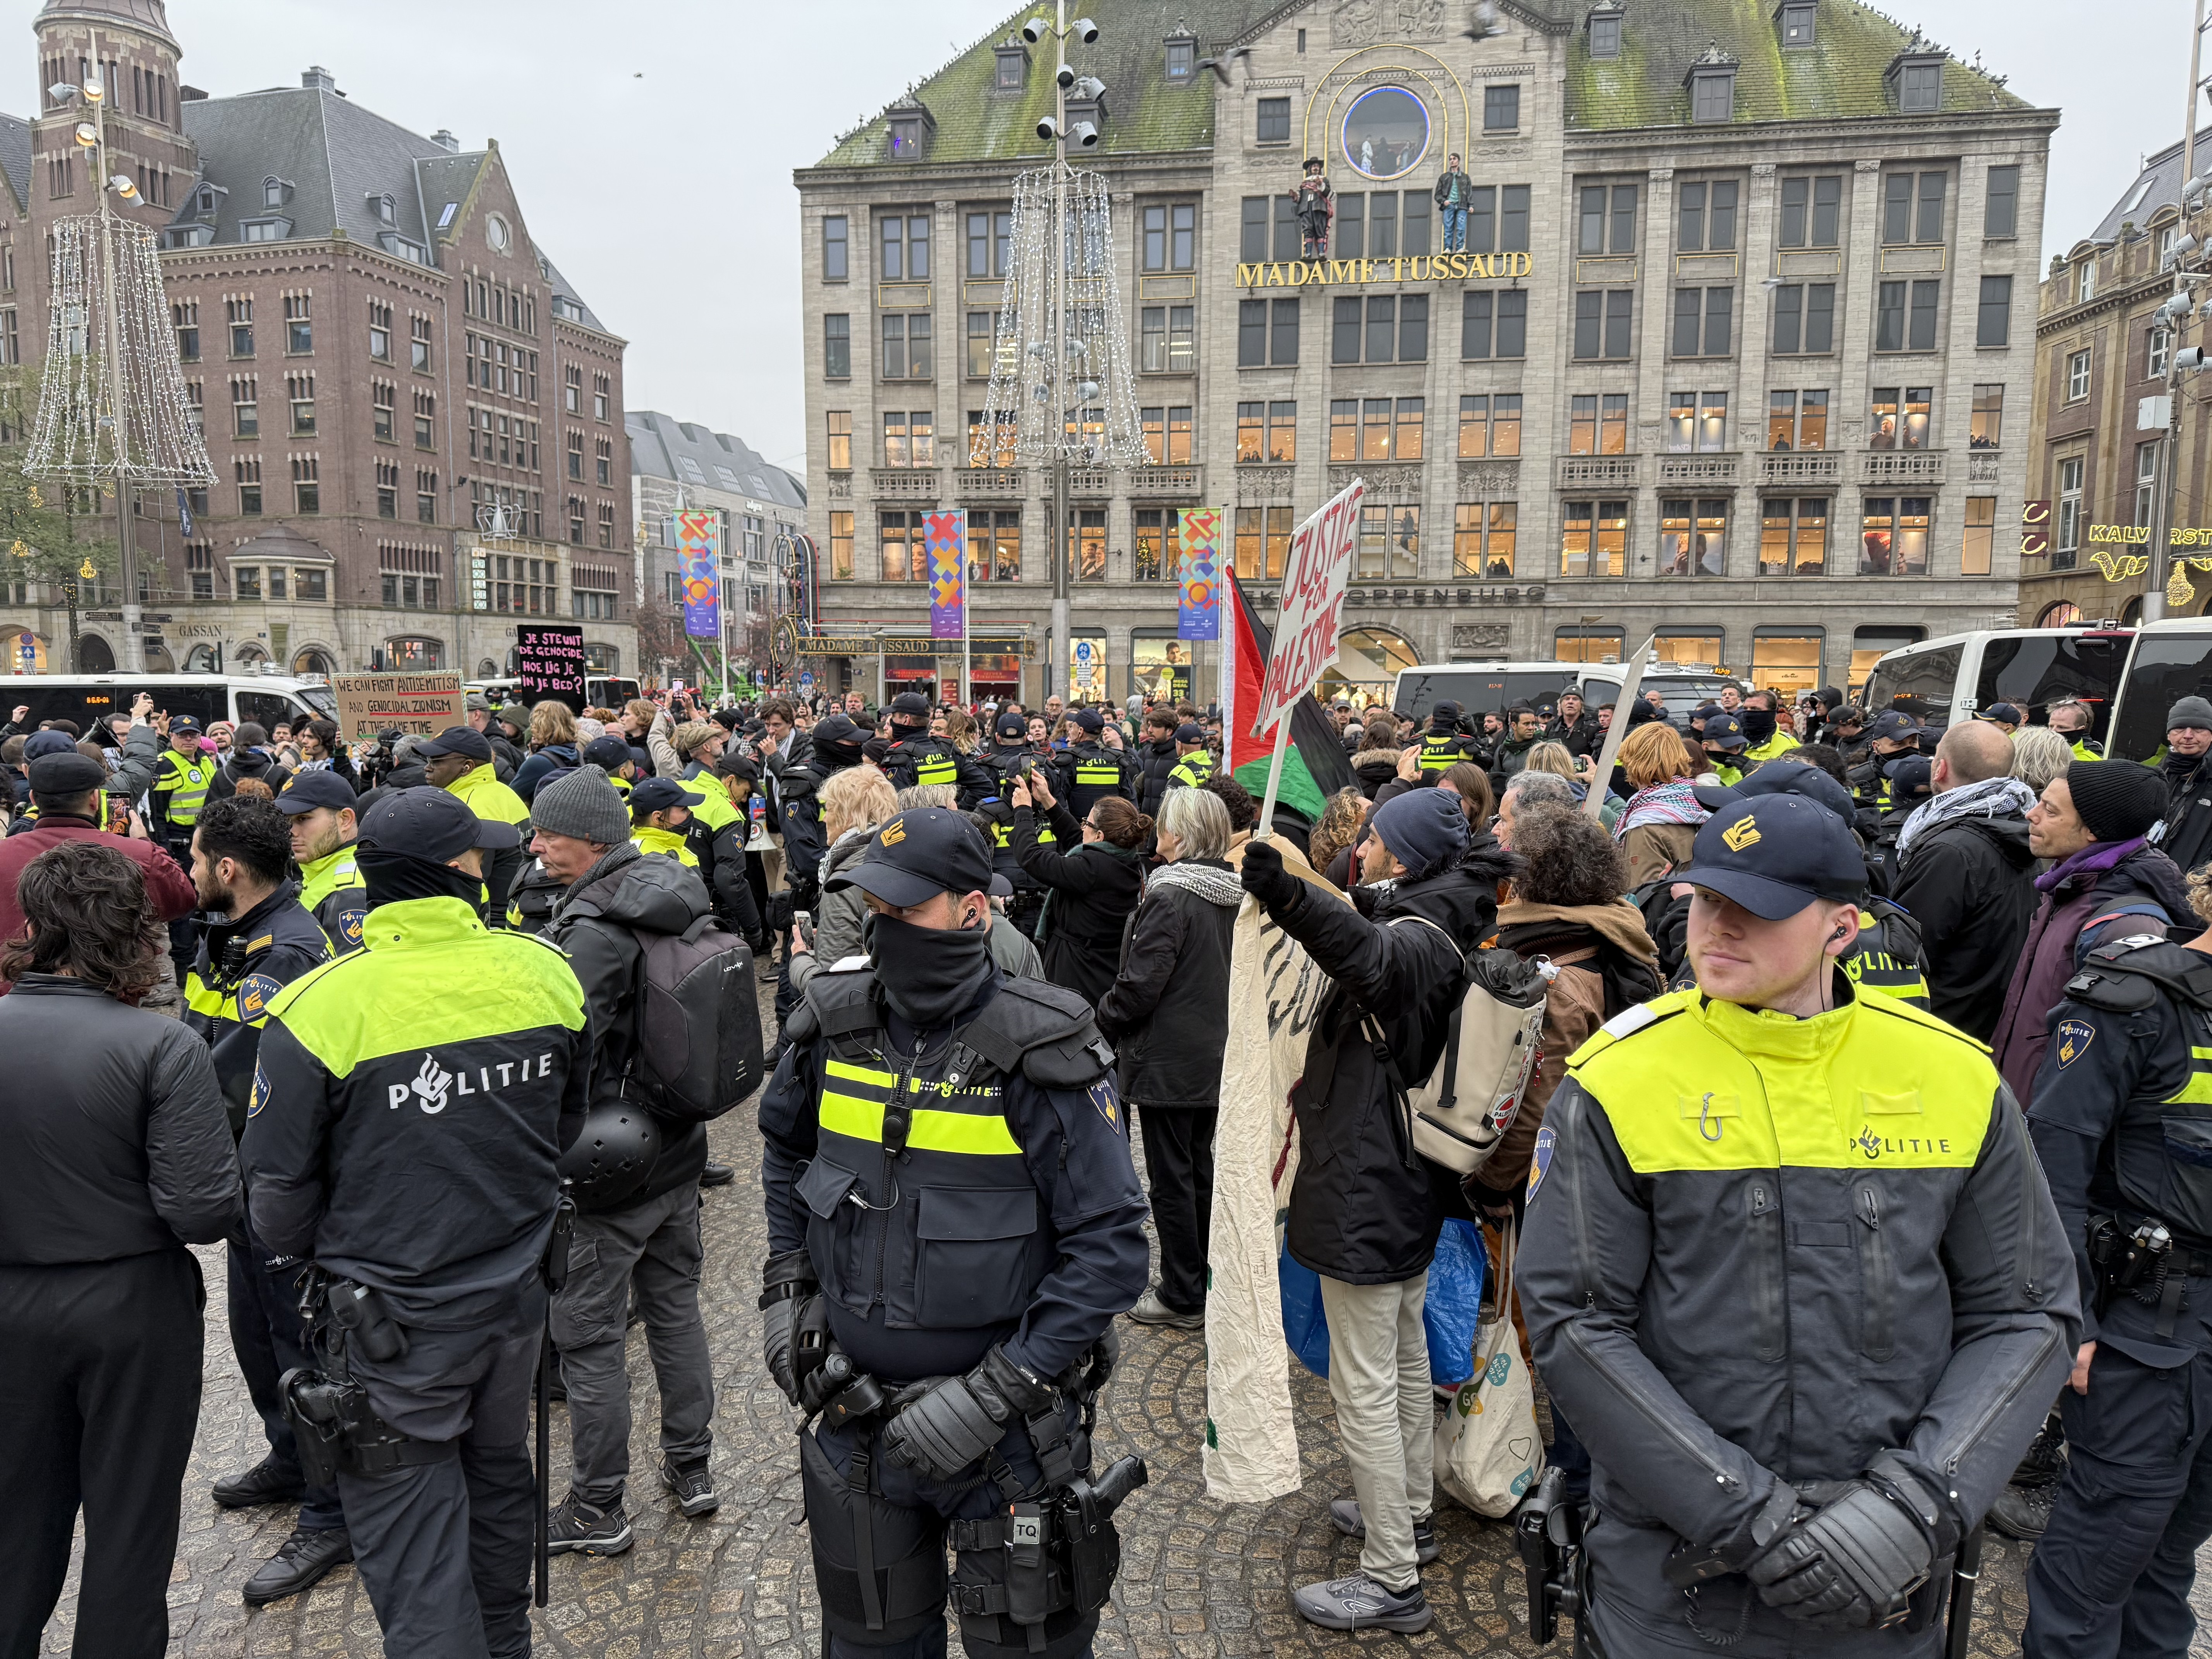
[1435,1219,1545,1518]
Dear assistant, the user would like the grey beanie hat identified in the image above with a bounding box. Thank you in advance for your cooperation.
[2169,695,2212,733]
[529,763,630,846]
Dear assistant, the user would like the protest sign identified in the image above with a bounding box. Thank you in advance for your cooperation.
[332,672,466,739]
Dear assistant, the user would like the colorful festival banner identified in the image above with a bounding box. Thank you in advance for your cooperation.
[1177,506,1221,641]
[927,510,966,641]
[677,510,720,640]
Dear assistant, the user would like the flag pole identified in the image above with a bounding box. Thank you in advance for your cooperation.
[1254,702,1294,843]
[1581,632,1658,821]
[962,521,972,710]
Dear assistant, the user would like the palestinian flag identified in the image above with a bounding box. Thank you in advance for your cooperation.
[1219,567,1356,826]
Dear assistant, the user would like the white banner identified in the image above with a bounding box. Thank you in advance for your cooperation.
[1202,855,1343,1504]
[1250,477,1362,737]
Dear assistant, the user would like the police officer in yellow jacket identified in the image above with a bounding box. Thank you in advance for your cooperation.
[1521,791,2079,1656]
[1416,700,1480,776]
[275,771,368,956]
[758,808,1149,1659]
[879,692,992,807]
[1166,722,1214,790]
[417,725,532,923]
[182,795,349,1604]
[240,788,590,1658]
[1056,706,1138,819]
[149,714,216,858]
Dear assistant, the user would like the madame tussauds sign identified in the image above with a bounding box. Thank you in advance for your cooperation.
[1235,252,1533,286]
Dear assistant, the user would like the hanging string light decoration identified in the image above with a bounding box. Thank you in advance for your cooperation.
[974,161,1148,469]
[26,215,214,487]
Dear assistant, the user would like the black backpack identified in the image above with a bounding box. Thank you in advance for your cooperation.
[629,916,763,1123]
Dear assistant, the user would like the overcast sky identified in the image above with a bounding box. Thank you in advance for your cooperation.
[14,0,2195,476]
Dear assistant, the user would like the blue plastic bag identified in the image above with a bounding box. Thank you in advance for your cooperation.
[1422,1219,1488,1385]
[1279,1245,1331,1379]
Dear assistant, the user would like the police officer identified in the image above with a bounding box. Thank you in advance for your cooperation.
[2021,885,2212,1656]
[1699,711,1750,787]
[275,771,368,956]
[1416,699,1479,777]
[183,795,347,1604]
[149,714,215,858]
[1521,792,2078,1656]
[983,710,1039,789]
[1849,712,1923,814]
[416,725,532,923]
[878,691,991,807]
[975,737,1056,941]
[1056,706,1138,820]
[240,788,590,1657]
[2050,698,2103,762]
[1167,722,1214,791]
[629,775,699,866]
[758,808,1149,1659]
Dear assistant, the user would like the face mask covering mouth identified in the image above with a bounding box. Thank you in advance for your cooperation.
[865,908,994,1032]
[358,845,487,913]
[1739,709,1777,745]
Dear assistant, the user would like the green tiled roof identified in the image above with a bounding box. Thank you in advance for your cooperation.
[1542,0,2033,131]
[811,0,1294,169]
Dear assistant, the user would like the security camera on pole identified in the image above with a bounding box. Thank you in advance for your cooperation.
[24,44,214,673]
[980,7,1146,704]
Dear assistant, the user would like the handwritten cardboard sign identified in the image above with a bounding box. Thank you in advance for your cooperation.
[332,672,466,739]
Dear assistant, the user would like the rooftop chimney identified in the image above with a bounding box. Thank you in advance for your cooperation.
[302,66,336,92]
[431,129,460,154]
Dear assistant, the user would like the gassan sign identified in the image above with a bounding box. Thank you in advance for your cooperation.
[1235,252,1533,288]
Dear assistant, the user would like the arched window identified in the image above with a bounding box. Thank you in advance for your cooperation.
[2036,600,2083,627]
[291,647,335,677]
[76,633,115,672]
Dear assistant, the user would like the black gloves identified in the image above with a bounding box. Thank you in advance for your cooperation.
[1746,1457,1944,1626]
[1240,840,1304,917]
[759,1249,817,1405]
[880,1345,1056,1481]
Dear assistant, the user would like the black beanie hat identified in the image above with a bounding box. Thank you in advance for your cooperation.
[2066,759,2169,843]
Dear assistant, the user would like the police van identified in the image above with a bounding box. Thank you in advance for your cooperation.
[1391,661,1739,726]
[2104,617,2212,762]
[5,673,338,740]
[1858,628,2132,740]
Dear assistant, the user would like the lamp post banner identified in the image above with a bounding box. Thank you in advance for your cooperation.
[678,510,720,640]
[1177,506,1222,641]
[1250,477,1361,736]
[926,509,966,641]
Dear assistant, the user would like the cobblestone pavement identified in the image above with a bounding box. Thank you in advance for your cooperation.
[31,1085,2212,1657]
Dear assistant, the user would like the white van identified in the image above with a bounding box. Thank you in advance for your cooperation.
[4,673,338,740]
[2104,617,2212,763]
[1858,629,2133,739]
[1391,661,1739,725]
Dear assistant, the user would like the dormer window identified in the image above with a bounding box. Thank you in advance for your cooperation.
[1776,0,1815,48]
[1887,43,1944,113]
[369,193,396,226]
[1587,2,1624,59]
[994,41,1029,91]
[1686,44,1738,124]
[1165,35,1195,81]
[197,185,215,214]
[262,176,292,209]
[886,103,934,160]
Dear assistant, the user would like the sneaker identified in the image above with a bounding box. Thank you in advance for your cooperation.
[699,1161,737,1188]
[241,1527,352,1606]
[661,1457,720,1518]
[1292,1571,1433,1633]
[1987,1478,2061,1542]
[1329,1497,1440,1566]
[1127,1289,1203,1329]
[548,1493,634,1556]
[212,1455,306,1510]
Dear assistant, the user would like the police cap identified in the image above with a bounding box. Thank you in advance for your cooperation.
[889,691,931,722]
[1702,712,1748,751]
[412,725,494,762]
[996,712,1027,738]
[167,716,202,736]
[629,776,693,814]
[1868,711,1920,745]
[359,786,521,857]
[1694,759,1855,822]
[581,735,634,769]
[1074,707,1105,733]
[274,770,357,814]
[826,807,993,908]
[1432,699,1462,724]
[1683,794,1867,920]
[1175,722,1205,744]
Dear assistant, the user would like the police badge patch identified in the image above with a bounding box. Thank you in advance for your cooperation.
[237,972,286,1019]
[1526,1124,1557,1202]
[1088,1081,1121,1132]
[338,908,367,946]
[2054,1017,2095,1068]
[247,1058,268,1118]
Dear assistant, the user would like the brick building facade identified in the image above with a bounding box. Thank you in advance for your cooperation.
[0,0,635,680]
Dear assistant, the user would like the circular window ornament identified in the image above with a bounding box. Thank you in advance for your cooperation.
[1342,86,1430,182]
[486,213,512,253]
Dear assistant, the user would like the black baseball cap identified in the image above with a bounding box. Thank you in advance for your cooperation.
[1432,699,1462,723]
[582,735,634,769]
[1175,722,1205,744]
[826,807,994,908]
[167,715,202,735]
[1696,760,1854,823]
[889,691,931,720]
[359,787,520,859]
[996,712,1027,738]
[1702,712,1748,750]
[629,777,694,814]
[1075,707,1105,732]
[1682,794,1867,919]
[1868,711,1919,745]
[412,726,494,762]
[1978,702,2024,726]
[275,770,358,814]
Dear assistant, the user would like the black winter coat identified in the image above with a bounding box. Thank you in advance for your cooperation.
[1547,713,1601,758]
[1351,752,1402,801]
[1891,811,2038,1043]
[1012,800,1146,1007]
[1267,849,1510,1283]
[1133,736,1180,817]
[2155,751,2212,880]
[1095,859,1239,1108]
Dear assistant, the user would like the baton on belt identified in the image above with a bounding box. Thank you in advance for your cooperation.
[1943,1523,1984,1659]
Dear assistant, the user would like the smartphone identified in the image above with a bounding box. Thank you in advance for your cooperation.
[793,909,816,948]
